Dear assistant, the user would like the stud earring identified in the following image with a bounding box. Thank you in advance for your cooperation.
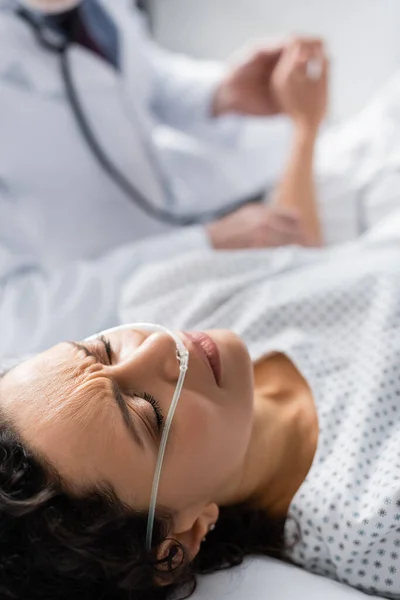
[202,523,216,542]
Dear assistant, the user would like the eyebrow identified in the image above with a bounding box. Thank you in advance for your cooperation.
[68,342,144,450]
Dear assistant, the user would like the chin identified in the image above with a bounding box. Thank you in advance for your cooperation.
[207,329,251,357]
[207,329,254,392]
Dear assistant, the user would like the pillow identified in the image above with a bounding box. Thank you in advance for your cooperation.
[191,557,377,600]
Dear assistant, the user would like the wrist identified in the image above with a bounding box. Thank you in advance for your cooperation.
[293,119,319,142]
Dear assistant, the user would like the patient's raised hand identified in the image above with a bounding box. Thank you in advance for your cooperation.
[272,38,329,132]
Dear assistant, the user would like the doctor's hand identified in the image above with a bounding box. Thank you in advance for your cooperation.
[206,203,306,249]
[212,41,285,117]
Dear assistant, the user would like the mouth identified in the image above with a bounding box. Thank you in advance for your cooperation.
[182,332,222,386]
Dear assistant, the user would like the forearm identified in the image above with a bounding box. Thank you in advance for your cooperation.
[272,124,322,247]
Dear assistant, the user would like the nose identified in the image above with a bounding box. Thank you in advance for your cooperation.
[112,332,180,391]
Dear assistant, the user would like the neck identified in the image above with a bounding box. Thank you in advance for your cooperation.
[223,393,296,513]
[216,357,317,516]
[17,0,81,14]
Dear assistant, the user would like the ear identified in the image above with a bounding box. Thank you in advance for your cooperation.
[158,502,219,564]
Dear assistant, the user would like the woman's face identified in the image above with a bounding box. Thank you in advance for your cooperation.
[0,328,254,527]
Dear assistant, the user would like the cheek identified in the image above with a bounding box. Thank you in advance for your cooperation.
[160,390,252,506]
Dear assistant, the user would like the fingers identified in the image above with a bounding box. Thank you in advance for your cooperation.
[249,36,325,66]
[253,206,307,248]
[232,38,285,66]
[304,53,329,83]
[266,229,306,247]
[254,43,285,60]
[286,37,326,67]
[267,207,301,232]
[249,35,329,84]
[306,58,323,81]
[268,217,307,246]
[255,223,306,248]
[288,36,324,53]
[250,41,286,68]
[291,42,329,82]
[207,203,308,250]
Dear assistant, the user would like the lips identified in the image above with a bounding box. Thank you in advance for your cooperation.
[183,332,222,386]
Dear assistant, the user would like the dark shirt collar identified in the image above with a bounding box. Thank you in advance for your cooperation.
[16,0,118,67]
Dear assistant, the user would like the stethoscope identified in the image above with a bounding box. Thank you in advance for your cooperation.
[16,6,265,227]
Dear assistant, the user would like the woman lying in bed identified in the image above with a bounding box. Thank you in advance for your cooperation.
[3,222,400,600]
[1,45,400,600]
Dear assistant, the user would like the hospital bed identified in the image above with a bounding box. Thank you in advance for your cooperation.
[192,557,379,600]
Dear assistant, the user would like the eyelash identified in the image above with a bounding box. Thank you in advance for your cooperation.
[99,336,165,432]
[141,392,165,431]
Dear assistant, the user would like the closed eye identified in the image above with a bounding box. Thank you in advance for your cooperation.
[100,335,113,364]
[98,337,165,434]
[138,392,164,432]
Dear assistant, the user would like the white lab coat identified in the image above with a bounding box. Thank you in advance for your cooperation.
[0,0,295,358]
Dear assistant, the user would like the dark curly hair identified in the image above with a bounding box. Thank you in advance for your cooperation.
[0,408,292,600]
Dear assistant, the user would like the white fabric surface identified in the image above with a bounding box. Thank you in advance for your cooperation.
[0,226,210,358]
[315,71,400,246]
[191,557,377,600]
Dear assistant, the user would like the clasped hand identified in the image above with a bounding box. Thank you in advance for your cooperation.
[213,36,329,130]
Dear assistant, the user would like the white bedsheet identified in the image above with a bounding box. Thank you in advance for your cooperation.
[191,557,378,600]
[315,70,400,246]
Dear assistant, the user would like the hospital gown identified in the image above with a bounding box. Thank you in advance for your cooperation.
[119,213,400,598]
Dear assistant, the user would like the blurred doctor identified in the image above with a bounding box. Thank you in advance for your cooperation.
[0,0,328,357]
[0,0,306,259]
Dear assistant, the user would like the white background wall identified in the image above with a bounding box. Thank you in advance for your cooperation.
[151,0,400,121]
